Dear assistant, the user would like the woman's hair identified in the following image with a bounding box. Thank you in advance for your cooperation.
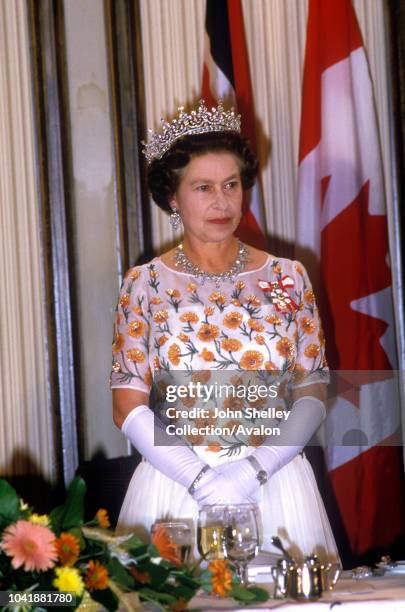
[147,131,259,213]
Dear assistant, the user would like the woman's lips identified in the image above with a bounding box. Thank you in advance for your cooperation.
[207,218,232,224]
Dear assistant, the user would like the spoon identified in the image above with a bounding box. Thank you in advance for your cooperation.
[271,536,294,562]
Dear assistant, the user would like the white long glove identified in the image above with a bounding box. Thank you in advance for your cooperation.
[217,396,326,492]
[121,404,245,504]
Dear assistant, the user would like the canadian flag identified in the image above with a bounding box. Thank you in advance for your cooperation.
[297,0,405,556]
[202,0,267,250]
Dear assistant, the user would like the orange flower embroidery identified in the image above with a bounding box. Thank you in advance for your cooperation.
[231,299,241,307]
[166,288,181,298]
[264,361,278,371]
[300,317,316,334]
[265,314,282,326]
[206,441,222,453]
[186,433,205,445]
[150,296,162,305]
[126,348,146,363]
[197,323,220,342]
[128,320,145,338]
[85,560,109,591]
[221,338,242,352]
[255,335,265,345]
[187,282,197,292]
[304,343,320,358]
[248,319,264,332]
[158,334,168,346]
[201,348,215,362]
[119,294,130,308]
[112,333,125,353]
[295,264,304,276]
[304,290,315,304]
[144,368,153,388]
[178,332,190,342]
[222,396,244,413]
[208,559,233,598]
[181,394,197,408]
[55,533,80,567]
[235,280,245,290]
[223,312,243,329]
[245,295,261,306]
[153,310,169,323]
[248,433,267,447]
[209,292,226,305]
[130,270,140,280]
[239,350,264,370]
[204,306,215,316]
[191,370,211,384]
[168,344,181,365]
[153,356,161,370]
[194,411,217,429]
[276,337,294,358]
[179,311,199,323]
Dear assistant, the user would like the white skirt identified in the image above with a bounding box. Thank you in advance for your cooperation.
[116,453,340,564]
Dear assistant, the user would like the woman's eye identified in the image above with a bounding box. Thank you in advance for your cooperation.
[196,184,210,192]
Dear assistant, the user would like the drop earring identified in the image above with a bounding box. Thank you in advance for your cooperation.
[169,208,182,230]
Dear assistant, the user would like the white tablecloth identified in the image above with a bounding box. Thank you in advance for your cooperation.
[188,574,405,611]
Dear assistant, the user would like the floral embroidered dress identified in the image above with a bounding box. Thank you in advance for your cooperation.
[110,255,339,561]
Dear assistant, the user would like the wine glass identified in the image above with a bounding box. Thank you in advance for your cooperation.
[222,504,260,586]
[151,521,192,564]
[197,505,227,560]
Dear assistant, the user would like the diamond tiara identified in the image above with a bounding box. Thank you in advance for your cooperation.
[142,99,241,164]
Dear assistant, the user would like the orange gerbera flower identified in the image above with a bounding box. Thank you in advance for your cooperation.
[112,333,125,353]
[96,509,110,529]
[299,317,316,334]
[221,338,242,352]
[197,323,220,342]
[126,348,146,363]
[84,560,109,591]
[151,524,181,566]
[276,337,294,358]
[304,343,320,358]
[180,311,199,323]
[208,559,233,598]
[223,311,243,329]
[248,319,264,332]
[168,343,181,365]
[55,533,80,567]
[128,320,145,338]
[201,348,215,362]
[239,350,264,370]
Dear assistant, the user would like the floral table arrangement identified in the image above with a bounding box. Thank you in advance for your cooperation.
[0,477,268,610]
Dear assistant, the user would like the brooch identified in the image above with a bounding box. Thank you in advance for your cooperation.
[258,276,299,313]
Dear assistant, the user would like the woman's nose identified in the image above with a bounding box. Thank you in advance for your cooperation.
[213,187,228,209]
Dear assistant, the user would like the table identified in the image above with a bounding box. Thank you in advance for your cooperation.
[188,574,405,610]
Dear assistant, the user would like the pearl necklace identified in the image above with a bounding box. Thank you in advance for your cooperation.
[174,240,248,287]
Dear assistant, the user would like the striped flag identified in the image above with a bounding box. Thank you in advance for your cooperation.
[297,0,405,556]
[202,0,267,250]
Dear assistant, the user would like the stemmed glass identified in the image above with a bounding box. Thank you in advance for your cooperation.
[222,504,260,586]
[197,505,226,561]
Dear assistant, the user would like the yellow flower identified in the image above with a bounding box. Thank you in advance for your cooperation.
[29,513,49,527]
[96,509,110,529]
[53,567,84,596]
[208,559,233,598]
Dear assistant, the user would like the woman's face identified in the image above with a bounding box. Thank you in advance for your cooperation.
[170,152,243,243]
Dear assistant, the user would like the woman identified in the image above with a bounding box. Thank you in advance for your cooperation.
[110,101,339,562]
